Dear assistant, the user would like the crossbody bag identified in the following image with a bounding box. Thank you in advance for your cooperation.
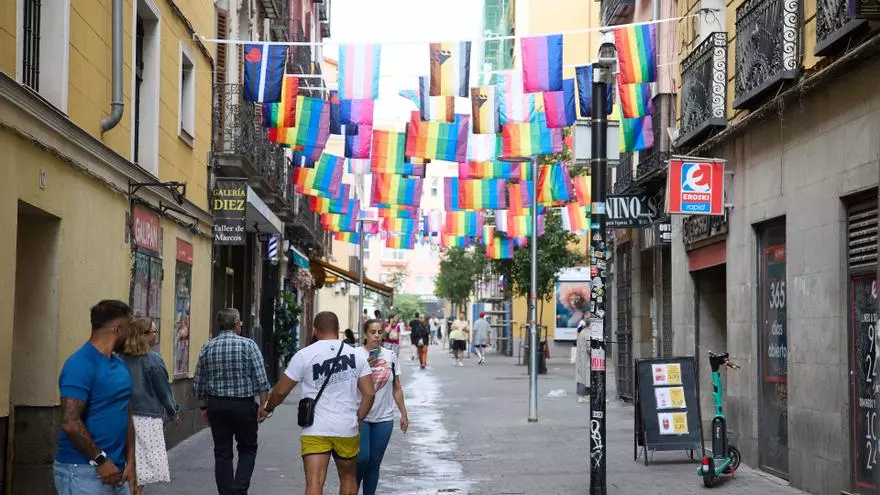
[298,341,345,428]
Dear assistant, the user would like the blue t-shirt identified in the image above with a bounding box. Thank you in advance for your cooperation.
[56,342,132,468]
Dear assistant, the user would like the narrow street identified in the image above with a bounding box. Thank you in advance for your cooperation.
[152,344,808,494]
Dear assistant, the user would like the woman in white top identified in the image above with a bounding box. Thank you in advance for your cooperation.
[356,319,409,495]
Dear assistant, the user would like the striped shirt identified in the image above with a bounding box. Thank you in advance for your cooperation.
[192,331,270,399]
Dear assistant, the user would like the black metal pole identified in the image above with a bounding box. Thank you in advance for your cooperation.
[589,68,609,495]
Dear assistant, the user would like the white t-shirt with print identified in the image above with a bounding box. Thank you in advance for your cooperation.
[285,340,371,437]
[357,347,402,423]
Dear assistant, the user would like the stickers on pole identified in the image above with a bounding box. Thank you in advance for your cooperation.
[590,347,606,371]
[589,319,604,340]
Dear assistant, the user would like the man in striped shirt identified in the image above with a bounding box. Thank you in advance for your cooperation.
[193,308,271,495]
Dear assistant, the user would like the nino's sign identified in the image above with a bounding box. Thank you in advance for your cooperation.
[666,158,726,216]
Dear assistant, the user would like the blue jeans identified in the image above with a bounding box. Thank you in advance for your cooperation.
[54,461,131,495]
[355,420,394,495]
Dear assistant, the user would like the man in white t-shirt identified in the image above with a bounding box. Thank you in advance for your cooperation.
[262,312,375,495]
[428,313,440,345]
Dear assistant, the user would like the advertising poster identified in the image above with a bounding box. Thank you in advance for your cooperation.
[554,267,591,341]
[173,240,193,377]
[655,386,687,410]
[657,412,689,435]
[652,363,682,385]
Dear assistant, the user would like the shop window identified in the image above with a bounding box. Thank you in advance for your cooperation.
[173,239,193,378]
[131,205,162,352]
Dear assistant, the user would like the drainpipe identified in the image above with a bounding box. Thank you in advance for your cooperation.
[100,0,124,133]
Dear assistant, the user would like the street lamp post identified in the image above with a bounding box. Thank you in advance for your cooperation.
[589,35,616,495]
[356,218,377,345]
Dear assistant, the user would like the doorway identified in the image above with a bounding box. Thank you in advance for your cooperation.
[693,264,728,437]
[10,202,61,494]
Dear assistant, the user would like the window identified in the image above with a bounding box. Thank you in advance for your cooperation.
[178,45,196,146]
[132,0,160,175]
[383,247,406,261]
[17,0,70,109]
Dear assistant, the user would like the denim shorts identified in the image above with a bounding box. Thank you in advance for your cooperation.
[54,460,131,495]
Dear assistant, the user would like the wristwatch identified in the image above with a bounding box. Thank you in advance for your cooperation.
[89,451,108,467]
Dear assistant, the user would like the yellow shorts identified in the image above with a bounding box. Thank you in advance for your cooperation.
[300,435,360,459]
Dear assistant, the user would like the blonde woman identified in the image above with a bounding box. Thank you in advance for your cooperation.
[121,318,179,494]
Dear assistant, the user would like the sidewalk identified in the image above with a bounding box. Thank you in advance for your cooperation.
[151,344,808,494]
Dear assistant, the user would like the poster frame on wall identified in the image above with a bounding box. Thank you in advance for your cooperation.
[173,239,193,379]
[130,205,163,352]
[553,266,591,341]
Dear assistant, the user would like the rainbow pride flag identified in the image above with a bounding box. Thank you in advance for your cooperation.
[486,236,515,259]
[405,111,469,163]
[500,115,563,158]
[441,234,471,248]
[386,234,416,250]
[309,184,351,214]
[334,231,361,244]
[543,79,576,129]
[482,225,495,243]
[620,115,654,152]
[467,133,500,162]
[617,80,653,118]
[261,75,298,128]
[521,34,563,93]
[443,211,484,237]
[458,161,530,180]
[615,24,657,84]
[429,42,471,97]
[561,202,589,234]
[293,154,344,198]
[377,206,420,219]
[294,96,331,149]
[537,163,572,205]
[370,129,407,173]
[344,124,372,159]
[444,178,508,211]
[571,174,591,207]
[382,217,418,234]
[321,208,359,233]
[338,44,381,100]
[371,173,423,208]
[502,213,544,237]
[471,86,500,134]
[507,181,533,215]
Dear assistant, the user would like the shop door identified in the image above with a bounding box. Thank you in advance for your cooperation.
[847,198,879,494]
[616,245,634,401]
[757,219,788,477]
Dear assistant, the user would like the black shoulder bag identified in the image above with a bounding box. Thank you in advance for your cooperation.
[298,341,345,428]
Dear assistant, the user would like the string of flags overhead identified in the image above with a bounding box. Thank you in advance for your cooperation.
[235,21,662,258]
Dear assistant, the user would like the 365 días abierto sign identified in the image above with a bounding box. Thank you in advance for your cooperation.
[213,178,247,246]
[666,158,726,216]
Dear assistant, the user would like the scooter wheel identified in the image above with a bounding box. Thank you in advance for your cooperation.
[703,474,714,488]
[724,445,741,474]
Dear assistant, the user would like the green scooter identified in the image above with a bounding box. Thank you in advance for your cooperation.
[698,351,741,488]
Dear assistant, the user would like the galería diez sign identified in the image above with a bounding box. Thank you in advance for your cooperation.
[213,178,247,246]
[606,193,662,228]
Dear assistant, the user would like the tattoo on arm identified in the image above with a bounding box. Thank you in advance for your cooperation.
[59,397,101,460]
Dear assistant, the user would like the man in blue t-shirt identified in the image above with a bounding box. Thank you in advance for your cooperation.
[55,300,135,494]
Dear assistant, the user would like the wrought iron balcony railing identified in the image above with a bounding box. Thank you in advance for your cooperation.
[635,150,670,181]
[733,0,801,109]
[815,0,868,55]
[614,153,634,194]
[602,0,635,25]
[257,0,282,19]
[678,32,728,148]
[682,213,729,249]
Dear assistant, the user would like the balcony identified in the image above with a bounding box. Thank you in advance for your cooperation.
[732,0,801,109]
[682,213,729,250]
[635,150,670,181]
[288,194,322,249]
[602,0,635,25]
[258,0,282,19]
[614,153,635,194]
[677,33,728,148]
[815,0,868,55]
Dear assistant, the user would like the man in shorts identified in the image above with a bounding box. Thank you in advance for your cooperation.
[262,312,375,495]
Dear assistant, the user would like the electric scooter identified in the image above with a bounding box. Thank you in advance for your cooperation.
[698,351,742,488]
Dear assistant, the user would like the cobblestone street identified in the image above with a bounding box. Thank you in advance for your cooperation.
[152,344,808,494]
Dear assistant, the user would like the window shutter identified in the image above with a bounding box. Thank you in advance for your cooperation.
[848,198,878,271]
[215,10,228,88]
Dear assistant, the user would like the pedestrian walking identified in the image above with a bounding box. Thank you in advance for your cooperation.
[192,308,271,495]
[575,318,591,403]
[356,319,409,495]
[440,316,449,348]
[120,318,180,494]
[55,299,136,494]
[261,312,375,495]
[472,312,492,365]
[449,312,470,367]
[410,312,430,369]
[383,314,400,357]
[428,313,440,345]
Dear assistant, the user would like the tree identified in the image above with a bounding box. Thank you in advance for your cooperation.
[435,247,481,311]
[389,294,425,323]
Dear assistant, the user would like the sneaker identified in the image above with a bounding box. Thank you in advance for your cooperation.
[578,396,589,403]
[478,357,485,365]
[457,362,464,367]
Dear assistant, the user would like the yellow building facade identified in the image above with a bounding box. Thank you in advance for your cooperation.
[0,0,215,490]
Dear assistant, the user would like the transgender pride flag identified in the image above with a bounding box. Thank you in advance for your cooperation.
[338,44,381,100]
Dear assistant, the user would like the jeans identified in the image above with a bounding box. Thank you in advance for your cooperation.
[207,397,259,495]
[54,461,131,495]
[355,420,394,495]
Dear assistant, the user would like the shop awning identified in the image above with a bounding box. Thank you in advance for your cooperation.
[290,247,310,269]
[309,258,394,299]
[246,186,283,235]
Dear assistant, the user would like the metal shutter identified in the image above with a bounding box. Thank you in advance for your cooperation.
[847,198,878,270]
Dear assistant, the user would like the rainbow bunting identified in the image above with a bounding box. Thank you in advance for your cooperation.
[486,237,515,259]
[617,80,653,118]
[443,211,484,237]
[507,181,533,215]
[334,231,361,244]
[370,129,406,172]
[293,154,344,197]
[309,184,351,214]
[344,124,372,159]
[405,111,469,163]
[371,173,423,208]
[429,96,456,123]
[537,163,572,205]
[321,210,359,233]
[620,115,654,152]
[471,86,500,134]
[467,133,500,162]
[615,24,657,84]
[338,44,381,100]
[444,178,508,211]
[571,174,591,207]
[294,96,331,149]
[575,65,615,118]
[561,202,589,234]
[261,75,298,128]
[386,234,416,250]
[483,225,495,243]
[501,214,544,237]
[429,42,471,97]
[521,34,564,93]
[377,207,420,219]
[441,235,471,248]
[543,78,576,129]
[458,161,530,180]
[382,217,418,234]
[500,115,563,159]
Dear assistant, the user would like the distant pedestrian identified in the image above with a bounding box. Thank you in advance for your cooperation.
[55,300,136,494]
[121,318,179,494]
[449,312,470,367]
[373,309,382,322]
[356,319,409,495]
[192,308,271,495]
[575,318,591,403]
[362,309,370,326]
[410,312,430,369]
[383,314,401,357]
[472,312,492,365]
[262,312,375,495]
[343,329,356,346]
[440,316,449,348]
[428,313,440,345]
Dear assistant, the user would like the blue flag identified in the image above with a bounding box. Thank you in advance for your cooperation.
[575,65,613,118]
[243,43,287,103]
[328,91,359,136]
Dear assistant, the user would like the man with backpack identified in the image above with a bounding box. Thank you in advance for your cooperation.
[409,313,431,369]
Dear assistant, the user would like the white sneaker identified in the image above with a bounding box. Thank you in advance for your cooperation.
[457,361,464,367]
